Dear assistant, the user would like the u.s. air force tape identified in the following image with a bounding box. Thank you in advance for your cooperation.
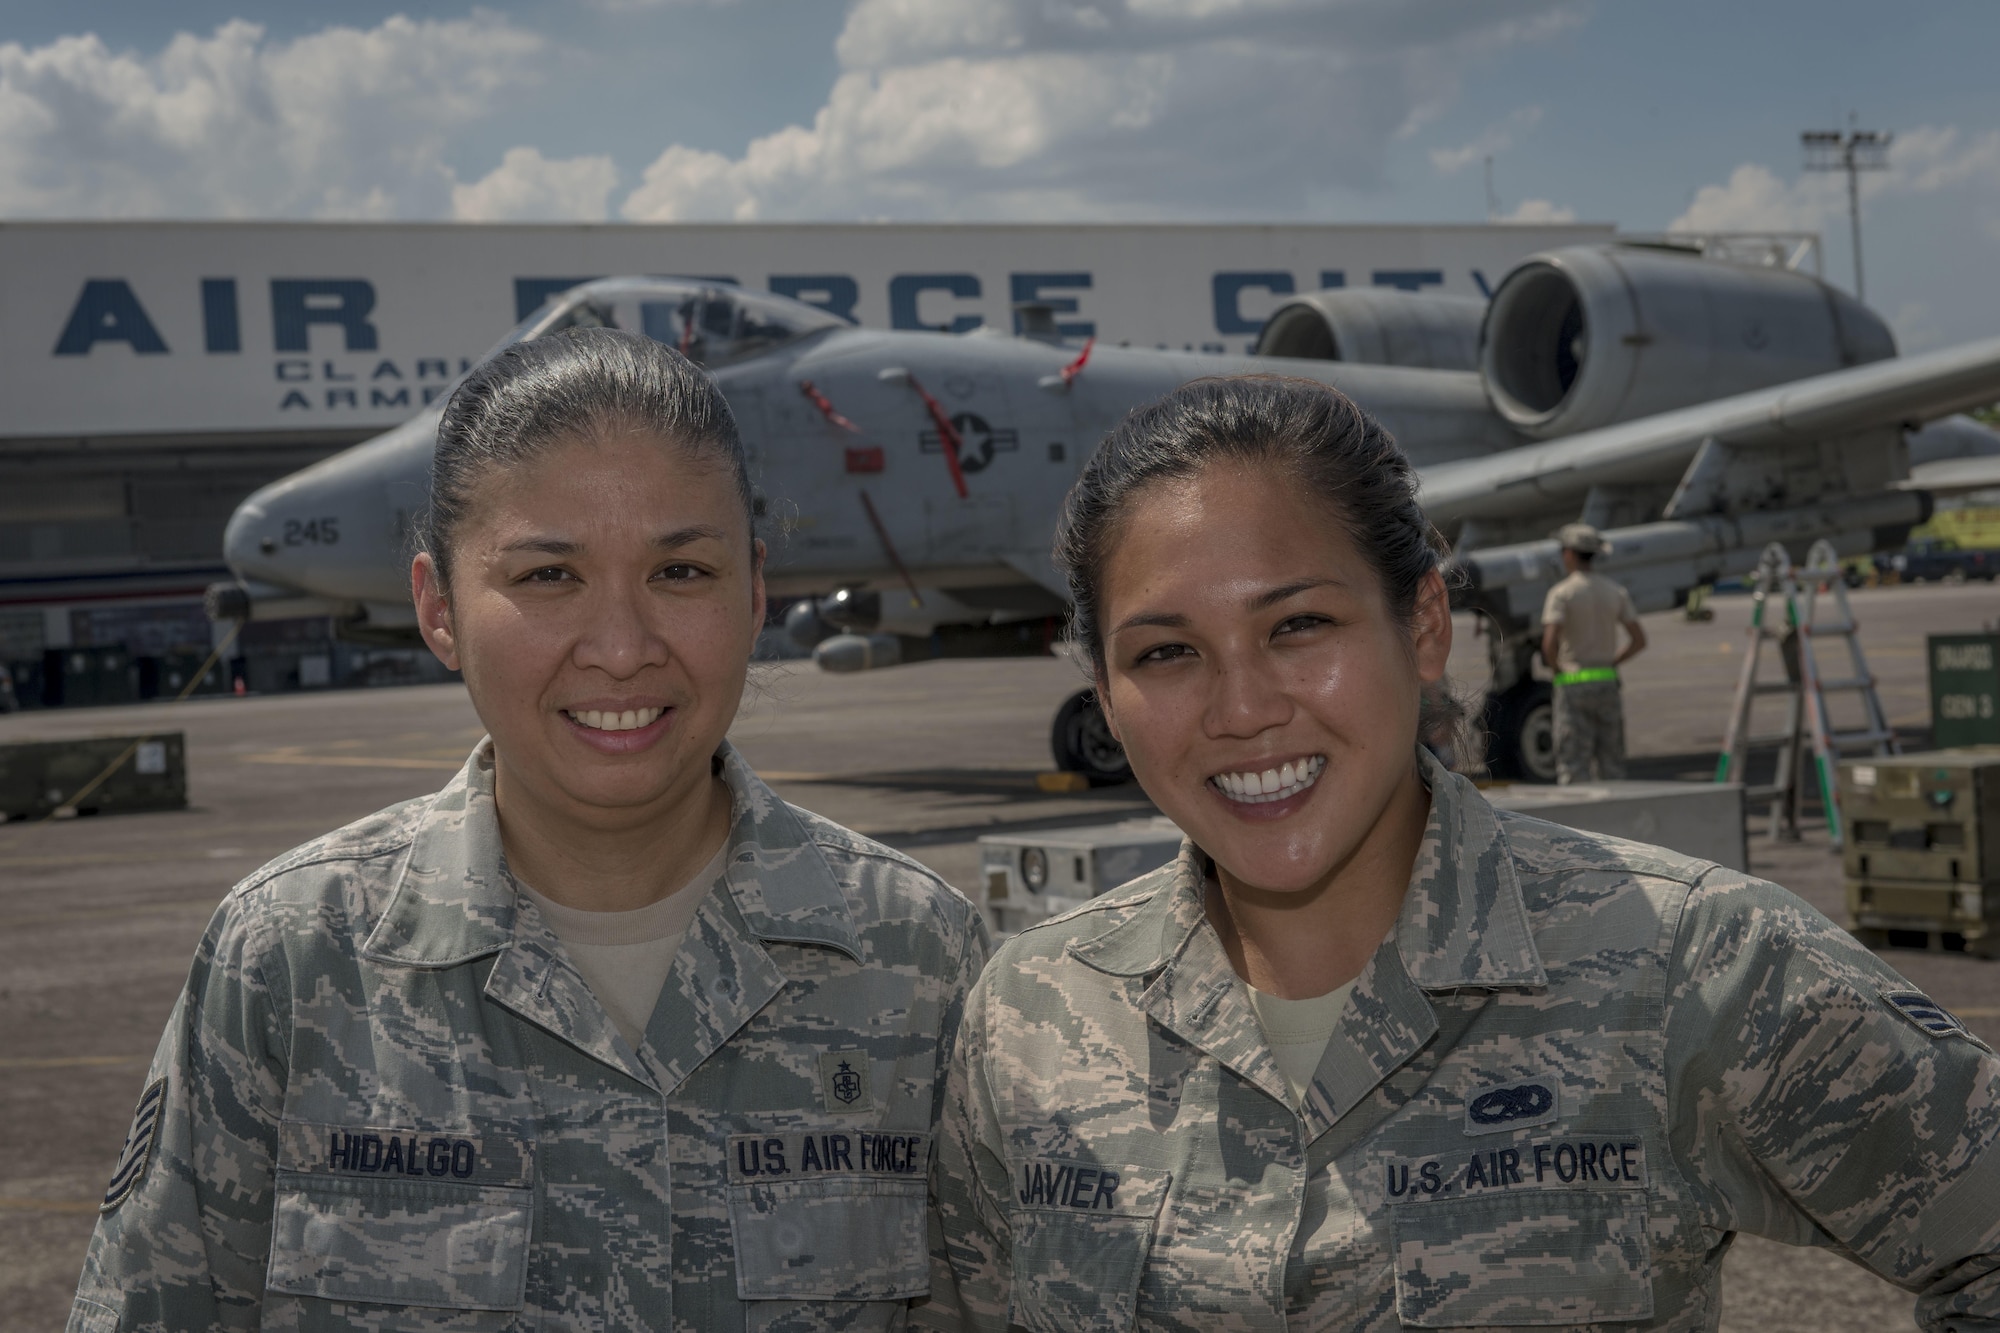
[102,1078,166,1212]
[1386,1136,1646,1204]
[728,1130,930,1182]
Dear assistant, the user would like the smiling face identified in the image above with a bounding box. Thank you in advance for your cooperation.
[412,426,763,830]
[1095,461,1450,900]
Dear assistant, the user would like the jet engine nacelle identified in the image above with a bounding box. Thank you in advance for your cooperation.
[1480,243,1897,440]
[1254,289,1485,371]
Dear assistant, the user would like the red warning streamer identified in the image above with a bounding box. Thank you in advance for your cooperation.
[798,380,861,433]
[902,373,970,499]
[1060,336,1095,386]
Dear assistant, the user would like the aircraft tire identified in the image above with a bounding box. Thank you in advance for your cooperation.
[1051,689,1134,786]
[1483,681,1558,784]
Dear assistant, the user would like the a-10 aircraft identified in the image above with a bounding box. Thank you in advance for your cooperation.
[210,242,2000,782]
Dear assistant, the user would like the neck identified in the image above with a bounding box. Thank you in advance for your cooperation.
[493,754,733,913]
[1208,756,1430,1000]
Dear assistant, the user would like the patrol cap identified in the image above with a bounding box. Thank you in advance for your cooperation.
[1556,522,1608,555]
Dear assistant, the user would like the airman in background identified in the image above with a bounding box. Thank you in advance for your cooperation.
[1540,522,1646,784]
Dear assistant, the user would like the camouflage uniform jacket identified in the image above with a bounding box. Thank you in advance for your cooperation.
[928,751,2000,1331]
[71,740,989,1333]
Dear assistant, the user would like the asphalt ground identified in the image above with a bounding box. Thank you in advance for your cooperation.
[2,581,1996,1331]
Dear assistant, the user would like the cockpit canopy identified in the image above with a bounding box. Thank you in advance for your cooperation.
[495,277,849,368]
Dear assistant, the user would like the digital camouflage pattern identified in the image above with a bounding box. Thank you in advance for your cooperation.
[926,749,2000,1331]
[71,740,988,1332]
[1553,679,1627,784]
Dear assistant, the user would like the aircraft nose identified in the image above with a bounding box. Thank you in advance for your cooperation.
[222,490,288,585]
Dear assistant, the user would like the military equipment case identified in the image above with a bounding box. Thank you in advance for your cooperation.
[0,732,188,820]
[1839,748,2000,956]
[978,818,1185,936]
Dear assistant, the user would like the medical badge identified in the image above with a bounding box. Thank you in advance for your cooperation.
[818,1050,873,1114]
[1463,1076,1561,1135]
[102,1077,166,1212]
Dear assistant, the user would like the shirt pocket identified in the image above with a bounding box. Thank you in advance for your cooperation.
[727,1173,930,1303]
[1391,1189,1653,1328]
[1006,1160,1170,1333]
[267,1174,532,1313]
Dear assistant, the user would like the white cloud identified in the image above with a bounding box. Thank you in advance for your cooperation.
[1669,125,2000,236]
[1499,197,1574,222]
[623,0,1589,221]
[0,16,543,218]
[1429,106,1542,175]
[452,146,618,221]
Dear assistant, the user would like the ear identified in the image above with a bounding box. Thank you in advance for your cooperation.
[749,537,769,639]
[1410,568,1453,684]
[411,553,461,672]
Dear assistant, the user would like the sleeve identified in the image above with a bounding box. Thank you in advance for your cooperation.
[1663,871,2000,1330]
[68,896,292,1333]
[911,902,993,1329]
[1617,584,1639,624]
[916,973,1018,1333]
[1540,582,1566,626]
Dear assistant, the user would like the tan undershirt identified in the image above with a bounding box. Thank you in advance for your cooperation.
[515,841,729,1048]
[1247,981,1356,1107]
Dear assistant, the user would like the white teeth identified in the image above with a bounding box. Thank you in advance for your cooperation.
[567,707,663,733]
[1210,756,1325,805]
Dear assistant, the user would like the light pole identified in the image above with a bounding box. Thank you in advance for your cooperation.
[1801,123,1892,302]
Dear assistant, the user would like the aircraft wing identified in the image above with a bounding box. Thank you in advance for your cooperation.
[1902,455,2000,495]
[1418,335,2000,525]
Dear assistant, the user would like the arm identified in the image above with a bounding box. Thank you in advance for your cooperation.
[1665,872,2000,1329]
[911,903,993,1330]
[69,898,290,1333]
[919,978,1017,1333]
[1539,585,1565,670]
[1615,616,1647,665]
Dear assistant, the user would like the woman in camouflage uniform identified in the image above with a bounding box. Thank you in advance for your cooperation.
[73,329,987,1331]
[926,376,1999,1331]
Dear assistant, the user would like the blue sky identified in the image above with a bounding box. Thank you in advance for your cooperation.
[0,0,1991,344]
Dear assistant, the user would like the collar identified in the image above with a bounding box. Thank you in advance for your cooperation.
[1067,748,1546,992]
[361,738,861,966]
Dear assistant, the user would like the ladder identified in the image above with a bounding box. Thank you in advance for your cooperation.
[1715,540,1899,846]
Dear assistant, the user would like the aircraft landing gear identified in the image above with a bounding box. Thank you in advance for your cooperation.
[1484,679,1557,783]
[1051,689,1133,785]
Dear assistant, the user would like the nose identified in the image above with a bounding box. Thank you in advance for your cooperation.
[1202,651,1292,740]
[571,581,673,679]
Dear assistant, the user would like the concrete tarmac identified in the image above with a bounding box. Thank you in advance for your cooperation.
[3,582,1996,1331]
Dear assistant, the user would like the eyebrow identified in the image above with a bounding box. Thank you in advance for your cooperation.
[1248,577,1342,610]
[1108,578,1343,637]
[498,525,728,557]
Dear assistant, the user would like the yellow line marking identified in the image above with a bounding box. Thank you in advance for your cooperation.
[240,748,461,771]
[0,1197,98,1214]
[0,1055,145,1070]
[1954,1006,2000,1019]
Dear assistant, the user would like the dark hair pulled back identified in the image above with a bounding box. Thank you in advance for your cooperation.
[421,327,751,585]
[1053,374,1469,755]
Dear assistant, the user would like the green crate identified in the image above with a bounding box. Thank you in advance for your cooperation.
[1930,634,2000,748]
[0,732,187,820]
[1840,749,2000,883]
